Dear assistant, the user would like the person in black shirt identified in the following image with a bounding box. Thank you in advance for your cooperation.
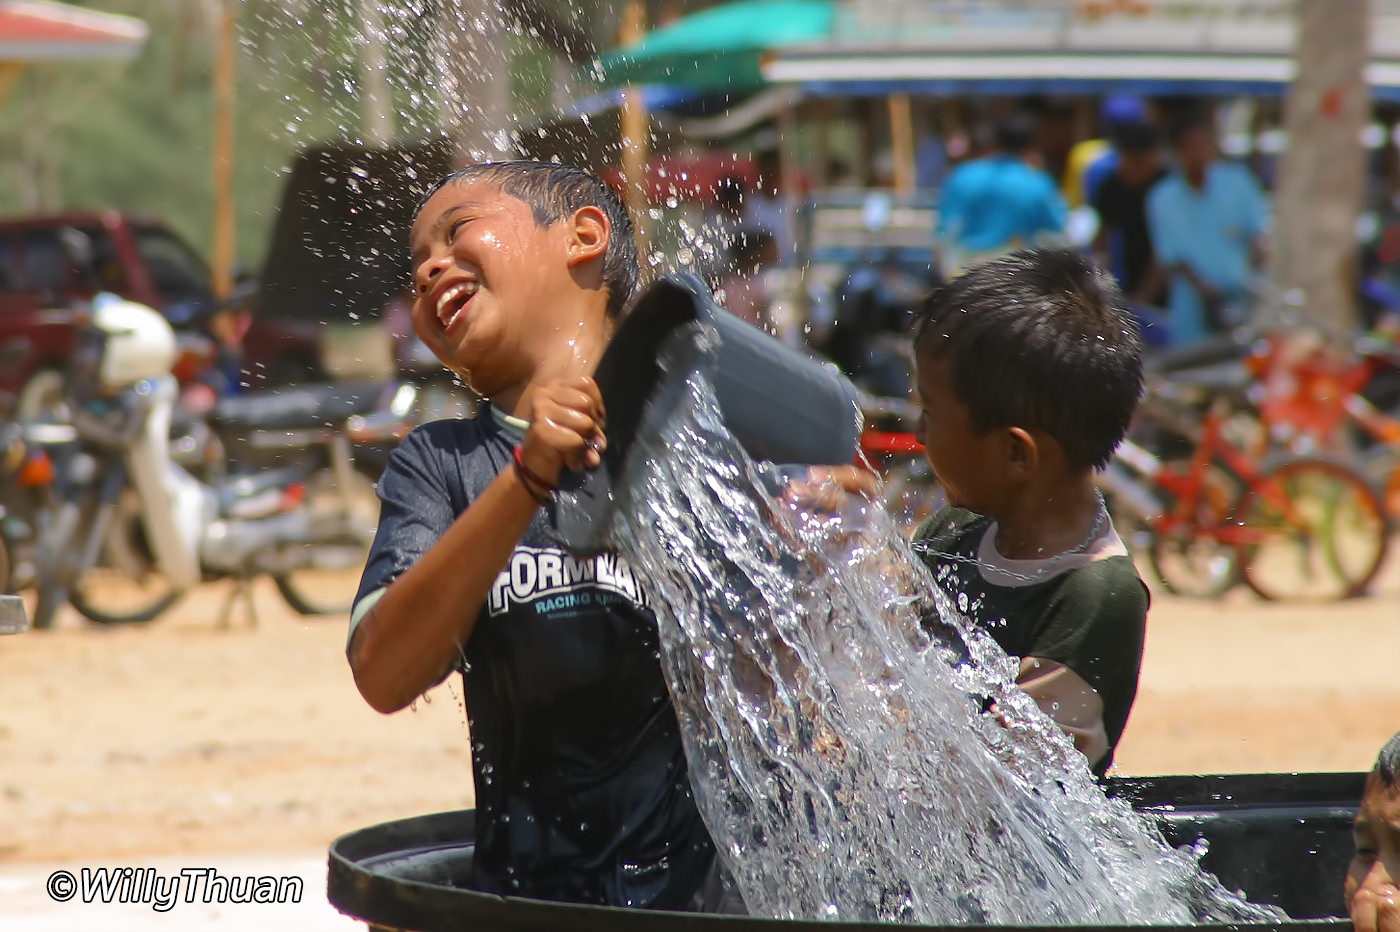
[347,162,724,910]
[1091,121,1168,309]
[908,249,1150,775]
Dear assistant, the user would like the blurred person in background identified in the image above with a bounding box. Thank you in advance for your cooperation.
[743,149,795,264]
[1063,94,1152,209]
[1146,112,1268,347]
[936,112,1068,279]
[1348,731,1400,932]
[716,230,779,329]
[1091,121,1168,310]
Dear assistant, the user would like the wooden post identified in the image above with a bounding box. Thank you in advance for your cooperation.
[0,63,24,109]
[1268,0,1371,332]
[211,0,237,300]
[361,0,395,147]
[619,1,651,254]
[888,92,916,194]
[442,0,514,164]
[813,97,832,189]
[778,97,801,260]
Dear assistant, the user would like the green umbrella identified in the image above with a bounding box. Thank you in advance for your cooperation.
[595,0,834,91]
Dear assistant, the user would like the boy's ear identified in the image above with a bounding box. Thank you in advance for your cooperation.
[1005,427,1039,480]
[565,205,610,270]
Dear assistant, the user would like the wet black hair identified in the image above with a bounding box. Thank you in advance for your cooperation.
[416,160,640,318]
[1376,731,1400,787]
[913,248,1144,472]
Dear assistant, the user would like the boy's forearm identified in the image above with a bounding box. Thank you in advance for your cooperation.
[1015,658,1109,769]
[349,467,541,713]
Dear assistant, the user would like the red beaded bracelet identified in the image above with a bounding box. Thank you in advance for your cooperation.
[512,445,557,504]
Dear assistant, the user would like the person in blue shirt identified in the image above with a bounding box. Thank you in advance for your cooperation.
[1146,114,1269,346]
[937,113,1067,278]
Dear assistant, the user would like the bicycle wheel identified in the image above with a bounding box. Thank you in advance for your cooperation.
[68,489,184,625]
[273,467,379,616]
[1235,456,1390,601]
[1144,461,1242,599]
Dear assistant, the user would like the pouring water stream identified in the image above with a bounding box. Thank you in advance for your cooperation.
[600,323,1280,925]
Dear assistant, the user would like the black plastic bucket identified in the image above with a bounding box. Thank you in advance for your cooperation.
[553,273,862,556]
[327,772,1362,932]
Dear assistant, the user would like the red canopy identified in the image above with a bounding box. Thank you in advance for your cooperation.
[0,0,147,62]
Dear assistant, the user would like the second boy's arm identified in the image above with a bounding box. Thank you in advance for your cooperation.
[349,377,606,714]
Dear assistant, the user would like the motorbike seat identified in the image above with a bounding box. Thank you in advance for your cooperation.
[210,381,389,431]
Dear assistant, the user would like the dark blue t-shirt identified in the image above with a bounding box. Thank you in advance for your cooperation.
[353,406,715,908]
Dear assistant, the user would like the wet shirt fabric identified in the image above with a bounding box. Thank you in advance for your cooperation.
[351,406,716,909]
[912,507,1149,775]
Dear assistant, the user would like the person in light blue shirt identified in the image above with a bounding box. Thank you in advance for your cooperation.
[1146,116,1268,346]
[937,113,1067,277]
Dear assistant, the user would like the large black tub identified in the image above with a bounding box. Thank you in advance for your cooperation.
[327,772,1362,932]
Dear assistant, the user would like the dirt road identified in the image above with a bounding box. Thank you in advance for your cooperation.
[1,569,1397,868]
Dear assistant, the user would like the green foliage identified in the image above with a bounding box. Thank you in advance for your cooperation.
[0,1,322,272]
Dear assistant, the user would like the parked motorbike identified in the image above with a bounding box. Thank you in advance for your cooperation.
[818,250,935,399]
[30,294,387,629]
[0,417,71,597]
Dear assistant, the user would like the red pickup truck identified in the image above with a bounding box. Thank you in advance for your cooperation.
[0,211,321,408]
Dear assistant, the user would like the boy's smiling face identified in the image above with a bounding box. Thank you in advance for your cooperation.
[1347,771,1400,924]
[408,179,589,397]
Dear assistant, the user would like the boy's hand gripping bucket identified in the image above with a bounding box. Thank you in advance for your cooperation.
[554,273,863,556]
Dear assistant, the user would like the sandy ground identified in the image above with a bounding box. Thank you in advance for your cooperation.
[1,563,1398,926]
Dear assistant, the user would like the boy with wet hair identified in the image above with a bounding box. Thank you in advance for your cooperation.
[347,160,724,910]
[910,247,1149,776]
[1348,731,1400,932]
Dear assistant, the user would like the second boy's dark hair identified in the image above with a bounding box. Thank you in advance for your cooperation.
[914,248,1143,471]
[417,160,640,318]
[1376,731,1400,788]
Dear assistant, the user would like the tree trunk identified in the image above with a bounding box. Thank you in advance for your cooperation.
[1268,0,1371,332]
[435,0,516,165]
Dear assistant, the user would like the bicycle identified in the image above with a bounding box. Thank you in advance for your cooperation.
[1244,323,1400,519]
[1101,381,1390,602]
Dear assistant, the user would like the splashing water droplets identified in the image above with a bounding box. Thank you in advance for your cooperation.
[602,331,1283,925]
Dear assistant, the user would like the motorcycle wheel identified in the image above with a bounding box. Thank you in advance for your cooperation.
[29,496,84,630]
[273,468,379,616]
[67,489,184,625]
